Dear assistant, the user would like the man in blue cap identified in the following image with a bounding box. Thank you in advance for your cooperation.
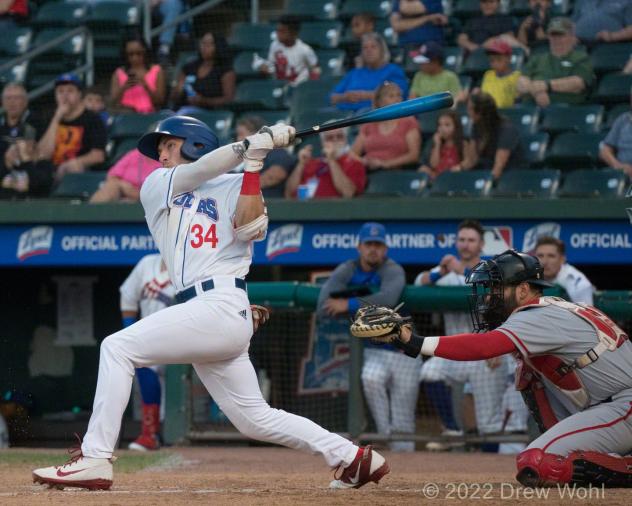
[317,222,420,451]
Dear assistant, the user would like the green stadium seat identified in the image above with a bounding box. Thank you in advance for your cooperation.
[502,105,540,135]
[494,169,561,198]
[540,104,604,134]
[228,23,275,51]
[52,172,107,200]
[559,169,628,198]
[375,18,398,46]
[317,49,345,77]
[510,0,531,16]
[590,43,632,75]
[33,1,89,27]
[429,170,493,197]
[233,79,287,110]
[285,0,339,20]
[110,112,173,141]
[545,132,605,168]
[453,0,483,20]
[418,108,446,137]
[364,170,429,197]
[0,59,28,84]
[551,0,572,15]
[87,1,141,68]
[290,77,340,115]
[0,26,32,57]
[238,110,291,126]
[592,73,632,104]
[605,104,630,129]
[459,74,472,93]
[340,0,392,19]
[524,132,550,166]
[106,137,138,165]
[185,110,234,140]
[299,21,343,49]
[233,51,260,80]
[444,46,464,74]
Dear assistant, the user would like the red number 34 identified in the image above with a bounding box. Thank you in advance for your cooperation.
[190,224,219,249]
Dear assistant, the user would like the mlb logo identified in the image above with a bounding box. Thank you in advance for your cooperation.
[483,226,513,256]
[17,226,54,261]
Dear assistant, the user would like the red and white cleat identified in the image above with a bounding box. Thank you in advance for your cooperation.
[32,437,113,490]
[128,434,160,452]
[329,445,390,489]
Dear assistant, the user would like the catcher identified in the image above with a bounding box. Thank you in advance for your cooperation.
[351,249,632,488]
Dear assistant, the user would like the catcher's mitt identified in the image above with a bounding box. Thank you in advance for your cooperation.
[251,304,270,332]
[350,303,412,344]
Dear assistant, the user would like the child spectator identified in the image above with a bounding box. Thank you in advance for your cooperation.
[390,0,447,48]
[351,82,421,171]
[110,36,166,114]
[419,110,465,178]
[457,0,515,54]
[409,41,462,101]
[254,15,319,87]
[480,38,521,108]
[83,88,110,127]
[345,12,376,69]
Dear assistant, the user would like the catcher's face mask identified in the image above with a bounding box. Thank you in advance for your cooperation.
[466,259,508,332]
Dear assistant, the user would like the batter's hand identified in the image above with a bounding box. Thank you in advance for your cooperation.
[259,124,295,148]
[251,304,270,332]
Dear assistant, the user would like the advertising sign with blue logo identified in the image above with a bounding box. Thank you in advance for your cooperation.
[1,220,630,266]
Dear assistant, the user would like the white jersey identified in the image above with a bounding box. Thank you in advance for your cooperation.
[553,263,594,305]
[264,39,317,86]
[140,169,256,291]
[120,253,176,318]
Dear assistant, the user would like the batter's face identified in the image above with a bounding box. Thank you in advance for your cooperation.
[456,227,484,263]
[157,136,185,167]
[358,241,387,269]
[534,244,565,280]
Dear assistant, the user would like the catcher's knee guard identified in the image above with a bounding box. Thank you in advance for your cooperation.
[516,448,632,488]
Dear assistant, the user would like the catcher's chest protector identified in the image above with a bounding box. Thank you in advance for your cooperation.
[514,297,628,416]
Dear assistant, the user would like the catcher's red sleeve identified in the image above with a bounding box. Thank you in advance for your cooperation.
[434,330,517,360]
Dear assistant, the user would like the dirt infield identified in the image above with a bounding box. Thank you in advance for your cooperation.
[1,447,630,505]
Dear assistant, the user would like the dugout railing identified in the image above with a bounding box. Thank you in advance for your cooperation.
[163,283,632,447]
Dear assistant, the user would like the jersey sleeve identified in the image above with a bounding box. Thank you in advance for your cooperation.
[119,256,149,312]
[140,167,177,228]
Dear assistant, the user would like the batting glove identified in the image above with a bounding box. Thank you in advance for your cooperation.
[242,132,274,172]
[259,124,295,148]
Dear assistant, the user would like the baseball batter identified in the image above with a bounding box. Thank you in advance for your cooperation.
[32,116,389,490]
[119,253,175,451]
[354,250,632,487]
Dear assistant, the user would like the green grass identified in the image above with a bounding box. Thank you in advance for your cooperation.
[0,450,174,473]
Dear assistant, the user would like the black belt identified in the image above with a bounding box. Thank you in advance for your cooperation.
[175,278,247,304]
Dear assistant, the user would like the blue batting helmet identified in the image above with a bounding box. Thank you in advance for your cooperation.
[137,115,220,161]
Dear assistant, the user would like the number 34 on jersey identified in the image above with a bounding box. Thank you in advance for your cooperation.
[173,192,221,250]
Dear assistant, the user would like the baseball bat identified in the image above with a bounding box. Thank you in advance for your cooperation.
[295,91,454,139]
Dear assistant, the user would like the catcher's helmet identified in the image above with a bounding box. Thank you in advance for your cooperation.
[137,115,219,162]
[465,249,553,331]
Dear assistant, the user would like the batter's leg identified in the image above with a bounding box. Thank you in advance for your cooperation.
[388,353,421,452]
[361,348,392,438]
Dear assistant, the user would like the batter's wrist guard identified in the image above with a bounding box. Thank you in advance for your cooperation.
[392,333,424,358]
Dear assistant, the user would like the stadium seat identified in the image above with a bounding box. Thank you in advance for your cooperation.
[289,77,339,115]
[52,172,107,200]
[429,170,493,197]
[459,74,472,93]
[33,1,89,28]
[0,59,28,84]
[87,1,141,68]
[0,26,32,57]
[605,104,630,129]
[232,79,287,110]
[417,108,444,137]
[590,43,632,75]
[540,104,605,134]
[228,23,275,51]
[106,137,138,165]
[559,169,628,198]
[299,21,343,49]
[545,132,605,168]
[238,110,291,126]
[185,110,234,140]
[364,170,429,197]
[109,112,173,141]
[285,0,339,20]
[551,0,572,15]
[494,169,561,198]
[510,0,531,16]
[524,132,550,167]
[453,0,483,20]
[27,29,87,89]
[233,51,260,80]
[316,49,345,77]
[592,73,632,104]
[444,46,464,74]
[339,0,391,18]
[502,105,540,135]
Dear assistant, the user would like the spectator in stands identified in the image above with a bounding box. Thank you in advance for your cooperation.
[317,222,418,451]
[517,0,552,49]
[408,41,462,101]
[153,0,183,62]
[389,0,448,48]
[254,15,319,87]
[351,82,421,171]
[418,110,465,178]
[0,0,27,30]
[600,89,632,177]
[462,92,525,179]
[517,17,595,106]
[330,33,408,112]
[285,128,366,199]
[38,73,107,181]
[83,88,110,127]
[457,0,515,54]
[572,0,632,44]
[235,116,296,198]
[172,32,236,113]
[110,36,166,114]
[344,12,376,69]
[1,138,54,198]
[534,236,595,304]
[480,38,521,108]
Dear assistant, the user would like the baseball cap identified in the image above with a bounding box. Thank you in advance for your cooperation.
[358,222,387,245]
[409,41,444,64]
[485,38,512,56]
[55,72,83,90]
[547,17,574,35]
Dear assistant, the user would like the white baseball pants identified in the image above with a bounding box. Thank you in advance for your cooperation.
[82,279,357,468]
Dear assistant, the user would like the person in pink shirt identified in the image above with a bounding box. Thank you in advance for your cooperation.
[351,81,421,171]
[110,36,166,114]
